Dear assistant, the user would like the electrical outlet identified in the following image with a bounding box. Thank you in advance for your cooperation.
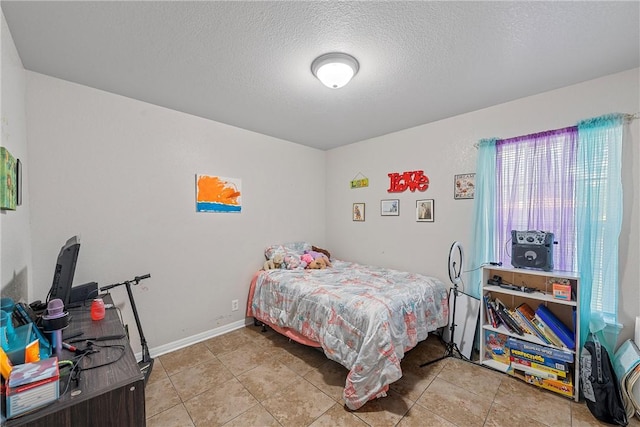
[231,299,239,311]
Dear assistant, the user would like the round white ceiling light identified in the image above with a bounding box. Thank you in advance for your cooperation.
[311,52,359,89]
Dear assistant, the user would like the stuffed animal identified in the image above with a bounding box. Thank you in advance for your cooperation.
[263,253,284,270]
[304,250,332,267]
[307,257,328,269]
[312,246,331,260]
[300,253,314,265]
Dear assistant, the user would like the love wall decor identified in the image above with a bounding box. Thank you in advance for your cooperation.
[387,170,429,193]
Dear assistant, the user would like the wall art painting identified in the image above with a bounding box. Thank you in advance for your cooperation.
[196,175,242,213]
[381,199,399,216]
[454,173,475,199]
[416,199,434,222]
[353,203,365,221]
[0,147,16,210]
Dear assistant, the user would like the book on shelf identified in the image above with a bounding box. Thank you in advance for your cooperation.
[535,304,575,350]
[510,355,568,379]
[533,313,565,348]
[515,303,552,344]
[507,337,574,364]
[509,308,534,335]
[493,298,524,336]
[509,369,574,398]
[483,295,498,328]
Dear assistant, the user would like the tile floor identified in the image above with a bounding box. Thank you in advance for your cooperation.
[145,325,639,427]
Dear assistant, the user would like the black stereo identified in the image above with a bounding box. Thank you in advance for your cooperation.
[511,230,554,271]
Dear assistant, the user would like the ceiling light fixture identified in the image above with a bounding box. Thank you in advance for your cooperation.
[311,52,359,89]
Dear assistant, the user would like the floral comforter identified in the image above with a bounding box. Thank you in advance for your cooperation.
[248,260,449,410]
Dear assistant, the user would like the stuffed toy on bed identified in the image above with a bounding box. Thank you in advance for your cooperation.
[307,257,328,269]
[303,250,332,268]
[263,253,284,270]
[312,245,331,260]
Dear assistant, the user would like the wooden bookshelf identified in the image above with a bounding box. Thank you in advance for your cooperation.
[480,266,580,401]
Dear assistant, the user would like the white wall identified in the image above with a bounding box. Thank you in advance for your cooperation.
[0,11,31,303]
[25,72,326,354]
[326,68,640,344]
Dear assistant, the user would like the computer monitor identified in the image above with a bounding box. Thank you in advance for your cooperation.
[47,236,81,307]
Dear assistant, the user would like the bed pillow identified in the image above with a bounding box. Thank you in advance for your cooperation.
[264,242,312,260]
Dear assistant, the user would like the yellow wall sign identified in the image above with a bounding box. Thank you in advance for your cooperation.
[350,178,369,189]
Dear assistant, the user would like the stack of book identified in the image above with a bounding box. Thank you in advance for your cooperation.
[483,295,575,350]
[507,338,574,398]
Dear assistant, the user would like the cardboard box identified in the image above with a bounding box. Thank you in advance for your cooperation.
[552,283,572,300]
[484,330,510,366]
[5,357,59,418]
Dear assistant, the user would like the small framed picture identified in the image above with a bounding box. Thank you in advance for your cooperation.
[454,173,475,199]
[353,203,365,221]
[416,199,434,222]
[380,199,399,216]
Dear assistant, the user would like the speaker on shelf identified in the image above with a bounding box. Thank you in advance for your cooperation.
[511,230,554,271]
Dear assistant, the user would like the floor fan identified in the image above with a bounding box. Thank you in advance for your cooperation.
[420,241,470,367]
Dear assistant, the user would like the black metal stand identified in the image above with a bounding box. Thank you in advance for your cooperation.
[100,274,154,384]
[420,284,469,367]
[420,241,472,367]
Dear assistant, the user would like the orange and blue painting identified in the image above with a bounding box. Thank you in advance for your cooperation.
[196,175,242,213]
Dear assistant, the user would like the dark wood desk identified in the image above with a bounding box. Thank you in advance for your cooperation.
[5,295,145,426]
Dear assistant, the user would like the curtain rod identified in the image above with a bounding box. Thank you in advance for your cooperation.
[473,112,640,148]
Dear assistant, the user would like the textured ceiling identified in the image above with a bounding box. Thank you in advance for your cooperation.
[2,1,639,150]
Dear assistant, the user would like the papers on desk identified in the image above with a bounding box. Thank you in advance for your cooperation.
[613,340,640,420]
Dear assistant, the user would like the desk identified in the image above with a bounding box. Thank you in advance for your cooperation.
[5,295,145,426]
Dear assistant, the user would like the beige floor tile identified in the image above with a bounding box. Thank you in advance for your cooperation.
[145,376,183,418]
[184,377,258,427]
[493,374,572,427]
[170,357,234,401]
[270,341,328,376]
[401,339,448,376]
[570,401,638,426]
[351,390,413,427]
[146,403,195,427]
[484,402,549,427]
[203,329,254,356]
[309,402,369,427]
[150,327,618,427]
[389,367,436,403]
[159,342,216,376]
[221,403,281,427]
[236,358,301,401]
[216,342,274,376]
[416,377,493,427]
[396,403,456,427]
[261,379,335,427]
[303,359,349,402]
[147,357,168,387]
[437,358,503,398]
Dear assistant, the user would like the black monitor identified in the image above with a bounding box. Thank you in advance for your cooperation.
[47,236,81,307]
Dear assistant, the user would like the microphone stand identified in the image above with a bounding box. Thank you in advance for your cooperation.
[420,242,470,367]
[100,274,154,384]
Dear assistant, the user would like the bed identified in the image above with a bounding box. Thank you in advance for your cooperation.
[246,243,450,410]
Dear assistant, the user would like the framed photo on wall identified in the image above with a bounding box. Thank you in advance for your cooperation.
[416,199,434,222]
[353,203,365,221]
[380,199,399,216]
[454,173,475,199]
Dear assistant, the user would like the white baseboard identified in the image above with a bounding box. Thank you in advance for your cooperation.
[134,318,254,361]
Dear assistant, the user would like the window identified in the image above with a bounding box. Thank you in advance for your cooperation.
[495,127,577,272]
[494,123,620,319]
